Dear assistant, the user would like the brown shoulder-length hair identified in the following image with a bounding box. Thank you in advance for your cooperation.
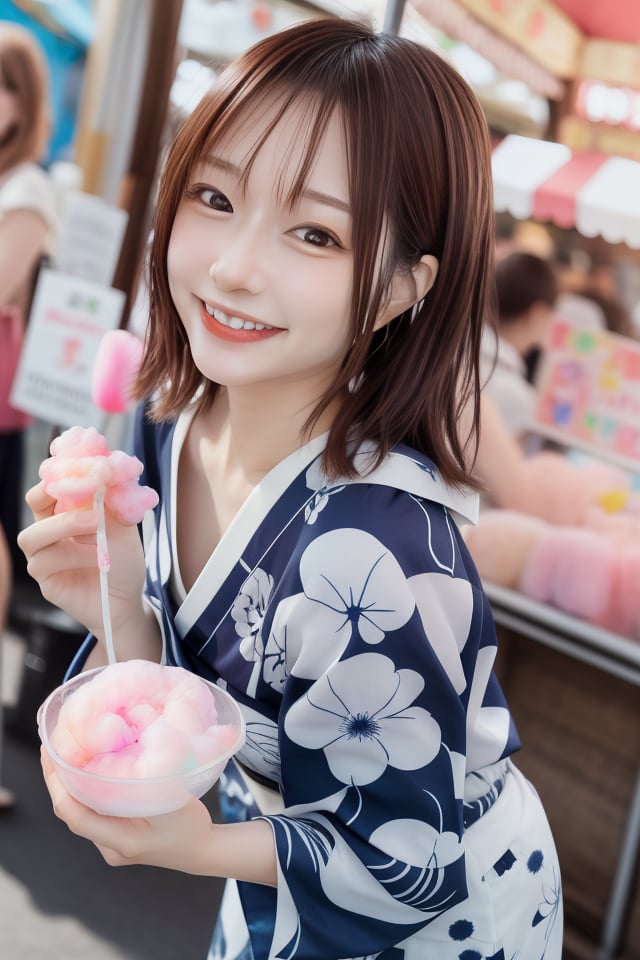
[137,17,496,488]
[0,23,50,174]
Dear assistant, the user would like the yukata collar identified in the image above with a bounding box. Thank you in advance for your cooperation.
[305,440,479,527]
[171,417,478,637]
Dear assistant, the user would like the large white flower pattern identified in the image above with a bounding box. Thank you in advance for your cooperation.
[465,646,511,769]
[311,818,460,923]
[369,816,462,868]
[231,567,274,661]
[408,572,474,695]
[280,528,415,680]
[285,652,441,785]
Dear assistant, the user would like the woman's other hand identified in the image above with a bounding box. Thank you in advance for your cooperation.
[41,748,219,875]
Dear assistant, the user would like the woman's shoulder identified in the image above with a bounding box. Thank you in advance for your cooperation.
[298,444,482,588]
[306,441,478,529]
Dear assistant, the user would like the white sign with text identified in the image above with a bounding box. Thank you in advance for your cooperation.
[10,269,125,428]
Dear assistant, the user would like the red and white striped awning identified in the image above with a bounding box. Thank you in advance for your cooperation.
[492,134,640,248]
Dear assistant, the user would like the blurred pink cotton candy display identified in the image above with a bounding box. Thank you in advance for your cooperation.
[39,661,246,816]
[39,426,158,524]
[92,330,143,413]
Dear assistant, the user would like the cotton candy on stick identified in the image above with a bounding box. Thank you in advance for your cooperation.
[39,426,159,663]
[39,426,158,524]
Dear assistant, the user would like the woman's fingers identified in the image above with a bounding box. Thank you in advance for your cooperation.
[24,540,100,588]
[24,481,58,521]
[18,511,101,599]
[42,747,216,873]
[41,748,147,863]
[42,750,121,840]
[18,508,98,562]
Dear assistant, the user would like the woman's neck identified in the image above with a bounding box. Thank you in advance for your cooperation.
[199,382,338,483]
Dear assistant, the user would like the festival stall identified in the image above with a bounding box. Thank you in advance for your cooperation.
[434,8,640,958]
[391,4,640,958]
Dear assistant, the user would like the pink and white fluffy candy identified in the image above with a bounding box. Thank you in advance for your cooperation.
[39,426,158,524]
[51,660,238,779]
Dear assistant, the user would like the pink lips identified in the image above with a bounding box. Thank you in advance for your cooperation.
[200,302,283,343]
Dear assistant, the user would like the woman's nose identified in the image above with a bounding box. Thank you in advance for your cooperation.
[208,230,264,295]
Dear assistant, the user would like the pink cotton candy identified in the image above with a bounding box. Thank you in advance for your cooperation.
[50,425,110,458]
[39,426,158,524]
[49,720,88,768]
[39,456,112,511]
[105,449,144,484]
[191,725,239,766]
[92,329,144,414]
[135,720,196,779]
[85,750,141,780]
[90,712,137,755]
[103,480,159,526]
[41,663,245,816]
[51,660,233,780]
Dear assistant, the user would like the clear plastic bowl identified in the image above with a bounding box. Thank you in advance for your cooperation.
[37,665,245,818]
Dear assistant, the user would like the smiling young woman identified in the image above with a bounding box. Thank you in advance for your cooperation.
[19,18,562,960]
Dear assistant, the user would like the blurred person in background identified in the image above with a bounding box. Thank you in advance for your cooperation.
[481,250,559,449]
[0,22,56,578]
[576,286,636,340]
[553,246,637,340]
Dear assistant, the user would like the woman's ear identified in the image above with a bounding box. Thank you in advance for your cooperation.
[375,254,439,330]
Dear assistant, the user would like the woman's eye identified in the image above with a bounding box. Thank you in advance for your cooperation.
[197,188,233,213]
[294,227,338,248]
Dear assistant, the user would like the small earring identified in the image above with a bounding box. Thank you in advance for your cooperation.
[410,297,425,324]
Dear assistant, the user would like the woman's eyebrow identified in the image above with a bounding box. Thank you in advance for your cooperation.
[302,188,350,214]
[201,155,350,213]
[202,155,242,175]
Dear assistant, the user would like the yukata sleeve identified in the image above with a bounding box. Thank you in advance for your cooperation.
[255,485,507,960]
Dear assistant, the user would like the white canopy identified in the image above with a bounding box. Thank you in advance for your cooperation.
[492,134,640,248]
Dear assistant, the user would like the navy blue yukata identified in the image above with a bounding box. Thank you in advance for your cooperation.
[114,403,563,960]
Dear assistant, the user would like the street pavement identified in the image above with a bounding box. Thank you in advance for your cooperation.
[0,623,224,960]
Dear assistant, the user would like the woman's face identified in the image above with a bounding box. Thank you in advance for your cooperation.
[167,97,358,407]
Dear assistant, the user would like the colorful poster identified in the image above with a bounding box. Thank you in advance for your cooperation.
[534,320,640,470]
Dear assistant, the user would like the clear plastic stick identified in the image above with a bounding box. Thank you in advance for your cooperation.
[94,489,116,665]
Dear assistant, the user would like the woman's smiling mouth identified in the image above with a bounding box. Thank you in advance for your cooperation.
[200,300,284,342]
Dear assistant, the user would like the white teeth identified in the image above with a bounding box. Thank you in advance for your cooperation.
[203,302,272,332]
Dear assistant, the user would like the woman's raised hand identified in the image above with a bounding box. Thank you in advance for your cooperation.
[18,481,147,645]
